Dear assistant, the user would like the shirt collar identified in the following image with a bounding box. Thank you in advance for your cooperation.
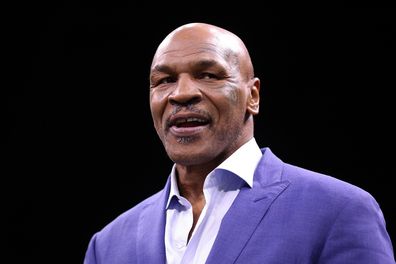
[166,165,180,209]
[165,137,262,209]
[216,137,262,188]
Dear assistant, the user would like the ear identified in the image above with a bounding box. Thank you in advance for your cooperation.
[246,77,260,115]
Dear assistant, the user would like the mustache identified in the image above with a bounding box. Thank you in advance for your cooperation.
[170,104,203,115]
[166,105,211,127]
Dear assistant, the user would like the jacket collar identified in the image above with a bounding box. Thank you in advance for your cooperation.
[136,176,170,264]
[136,147,289,264]
[205,147,290,264]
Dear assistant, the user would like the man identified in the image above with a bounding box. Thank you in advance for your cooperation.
[84,22,394,263]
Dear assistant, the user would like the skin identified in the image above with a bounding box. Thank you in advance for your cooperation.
[149,23,260,238]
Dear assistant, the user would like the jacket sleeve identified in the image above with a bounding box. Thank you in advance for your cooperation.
[318,191,395,263]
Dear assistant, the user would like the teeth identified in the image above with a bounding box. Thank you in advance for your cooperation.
[187,118,204,122]
[175,118,205,125]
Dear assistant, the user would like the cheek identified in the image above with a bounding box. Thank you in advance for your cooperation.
[221,82,242,104]
[217,88,248,125]
[226,88,238,104]
[150,86,174,108]
[150,89,170,127]
[219,85,244,108]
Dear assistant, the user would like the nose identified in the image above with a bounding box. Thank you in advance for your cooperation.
[168,74,202,106]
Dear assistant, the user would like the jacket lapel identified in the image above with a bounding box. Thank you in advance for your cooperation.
[206,148,290,264]
[136,177,170,264]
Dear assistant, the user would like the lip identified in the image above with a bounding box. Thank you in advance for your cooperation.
[169,123,209,137]
[167,112,211,137]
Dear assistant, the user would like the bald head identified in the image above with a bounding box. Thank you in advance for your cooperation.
[151,23,255,81]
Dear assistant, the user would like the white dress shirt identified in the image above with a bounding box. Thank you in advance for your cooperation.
[165,138,263,264]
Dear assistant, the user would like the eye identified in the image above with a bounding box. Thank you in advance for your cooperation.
[159,76,176,84]
[199,72,218,80]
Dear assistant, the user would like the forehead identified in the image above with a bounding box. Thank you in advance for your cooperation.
[155,45,224,66]
[151,40,239,73]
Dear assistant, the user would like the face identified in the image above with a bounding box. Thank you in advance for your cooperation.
[149,24,259,168]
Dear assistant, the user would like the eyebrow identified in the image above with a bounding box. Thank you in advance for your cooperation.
[151,59,223,74]
[151,64,173,74]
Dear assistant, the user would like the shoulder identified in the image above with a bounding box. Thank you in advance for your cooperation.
[254,150,394,262]
[282,163,375,205]
[275,162,387,235]
[280,165,395,262]
[257,148,375,205]
[84,188,168,263]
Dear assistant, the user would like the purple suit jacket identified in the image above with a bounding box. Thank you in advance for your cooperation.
[84,148,395,263]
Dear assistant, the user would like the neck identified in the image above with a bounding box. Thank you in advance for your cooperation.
[176,164,209,201]
[175,165,209,241]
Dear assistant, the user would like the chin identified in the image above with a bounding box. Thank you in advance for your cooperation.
[166,148,208,166]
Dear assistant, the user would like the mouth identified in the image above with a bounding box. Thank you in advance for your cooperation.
[172,117,210,127]
[167,113,211,136]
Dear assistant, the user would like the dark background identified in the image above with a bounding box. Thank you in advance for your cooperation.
[7,6,395,263]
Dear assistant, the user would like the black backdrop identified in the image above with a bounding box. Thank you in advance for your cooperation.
[7,6,395,263]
